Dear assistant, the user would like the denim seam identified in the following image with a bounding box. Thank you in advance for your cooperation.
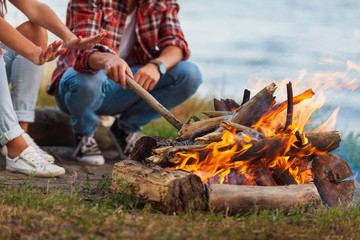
[14,57,21,111]
[96,81,119,114]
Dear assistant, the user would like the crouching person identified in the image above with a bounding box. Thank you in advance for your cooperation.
[48,0,202,165]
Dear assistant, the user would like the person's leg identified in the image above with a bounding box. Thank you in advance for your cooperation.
[55,68,111,165]
[0,55,25,155]
[4,21,47,131]
[1,21,56,162]
[0,55,65,176]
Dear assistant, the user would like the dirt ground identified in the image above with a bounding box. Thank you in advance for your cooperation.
[0,147,120,192]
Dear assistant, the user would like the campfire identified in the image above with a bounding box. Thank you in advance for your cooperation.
[112,81,355,214]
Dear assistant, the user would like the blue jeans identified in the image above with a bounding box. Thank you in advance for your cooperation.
[0,55,24,146]
[55,61,202,136]
[2,44,45,122]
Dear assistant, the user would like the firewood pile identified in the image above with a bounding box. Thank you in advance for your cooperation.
[112,82,354,214]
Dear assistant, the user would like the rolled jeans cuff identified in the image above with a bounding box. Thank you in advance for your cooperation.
[0,124,24,146]
[15,110,35,123]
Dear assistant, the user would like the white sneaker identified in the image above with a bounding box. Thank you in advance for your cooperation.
[6,146,65,177]
[22,133,55,163]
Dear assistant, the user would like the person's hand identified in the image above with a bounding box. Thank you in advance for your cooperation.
[30,40,66,65]
[134,63,161,91]
[104,54,133,89]
[65,30,106,50]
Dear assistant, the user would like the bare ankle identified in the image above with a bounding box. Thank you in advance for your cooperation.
[6,136,28,158]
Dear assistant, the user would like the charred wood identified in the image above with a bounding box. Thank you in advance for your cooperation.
[241,89,251,105]
[130,136,177,163]
[312,154,354,206]
[214,98,240,111]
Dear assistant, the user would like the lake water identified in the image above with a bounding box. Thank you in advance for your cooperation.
[6,0,360,135]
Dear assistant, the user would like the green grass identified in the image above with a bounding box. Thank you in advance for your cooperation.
[1,176,360,239]
[26,78,360,239]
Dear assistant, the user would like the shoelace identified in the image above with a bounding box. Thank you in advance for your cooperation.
[22,133,48,155]
[81,136,101,155]
[73,136,101,158]
[21,149,48,168]
[124,133,139,154]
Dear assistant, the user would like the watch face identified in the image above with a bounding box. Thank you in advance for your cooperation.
[159,63,166,75]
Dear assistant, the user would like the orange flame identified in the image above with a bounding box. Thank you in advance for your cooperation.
[170,61,359,185]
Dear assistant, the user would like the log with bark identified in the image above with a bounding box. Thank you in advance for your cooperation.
[312,154,354,206]
[112,160,205,213]
[217,83,277,129]
[208,183,321,214]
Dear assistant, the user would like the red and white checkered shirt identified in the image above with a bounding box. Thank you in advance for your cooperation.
[47,0,190,95]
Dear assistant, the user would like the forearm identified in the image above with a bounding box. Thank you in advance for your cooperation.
[10,0,76,43]
[88,51,115,70]
[155,46,183,70]
[0,17,40,60]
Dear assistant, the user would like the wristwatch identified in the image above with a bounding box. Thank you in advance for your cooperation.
[150,59,167,76]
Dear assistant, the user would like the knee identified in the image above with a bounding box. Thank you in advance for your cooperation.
[66,73,106,100]
[16,21,48,50]
[172,61,202,93]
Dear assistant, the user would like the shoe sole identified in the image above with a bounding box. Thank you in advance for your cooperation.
[6,165,65,177]
[106,128,130,160]
[76,157,105,166]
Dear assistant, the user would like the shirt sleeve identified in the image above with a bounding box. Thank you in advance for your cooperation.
[158,0,190,60]
[68,0,116,73]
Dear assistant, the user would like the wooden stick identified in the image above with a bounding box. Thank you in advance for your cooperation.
[126,75,183,130]
[176,116,226,141]
[284,82,293,131]
[201,111,232,118]
[219,121,265,138]
[266,89,315,120]
[241,89,251,105]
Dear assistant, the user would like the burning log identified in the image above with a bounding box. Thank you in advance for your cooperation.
[283,82,294,132]
[252,161,276,186]
[201,111,232,118]
[176,116,226,141]
[112,160,205,213]
[220,83,277,128]
[196,120,265,143]
[219,121,265,138]
[312,154,354,206]
[195,132,224,142]
[265,89,315,121]
[214,99,240,111]
[273,169,297,185]
[150,131,341,167]
[208,183,321,214]
[130,136,177,162]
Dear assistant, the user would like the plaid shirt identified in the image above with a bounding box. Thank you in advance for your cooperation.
[47,0,190,95]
